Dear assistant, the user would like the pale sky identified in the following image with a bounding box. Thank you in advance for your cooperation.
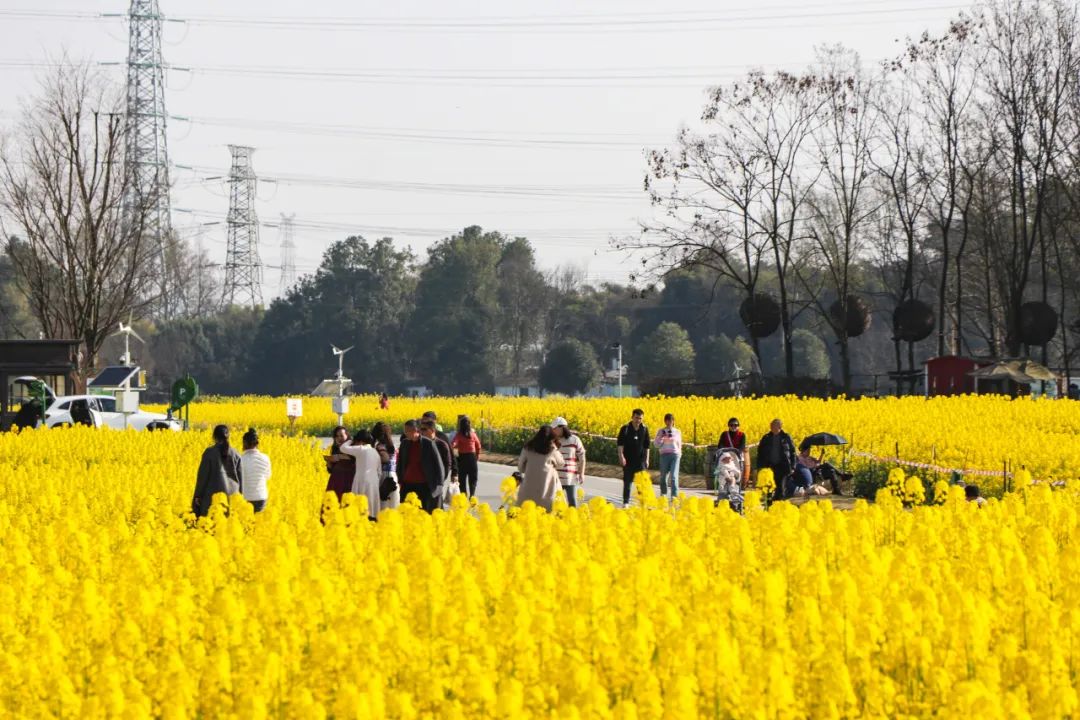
[0,0,972,300]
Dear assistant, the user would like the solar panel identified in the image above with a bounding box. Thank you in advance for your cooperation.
[88,366,138,388]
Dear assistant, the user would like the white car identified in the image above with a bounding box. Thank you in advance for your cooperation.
[43,394,181,431]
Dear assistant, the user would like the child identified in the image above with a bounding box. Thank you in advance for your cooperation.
[715,450,743,512]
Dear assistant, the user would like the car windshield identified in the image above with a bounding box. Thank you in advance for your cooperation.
[96,397,116,413]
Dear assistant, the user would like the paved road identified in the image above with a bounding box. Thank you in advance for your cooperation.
[318,438,713,507]
[472,460,713,507]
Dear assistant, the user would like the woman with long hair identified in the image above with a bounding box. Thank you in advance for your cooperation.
[338,429,382,520]
[452,415,482,498]
[325,425,355,502]
[371,421,399,509]
[516,424,565,512]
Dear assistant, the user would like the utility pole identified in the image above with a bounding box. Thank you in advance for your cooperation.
[278,213,297,295]
[222,145,263,308]
[612,342,623,398]
[121,0,174,318]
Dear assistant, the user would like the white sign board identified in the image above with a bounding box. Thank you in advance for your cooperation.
[286,398,303,418]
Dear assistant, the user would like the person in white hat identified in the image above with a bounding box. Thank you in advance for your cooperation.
[551,416,587,507]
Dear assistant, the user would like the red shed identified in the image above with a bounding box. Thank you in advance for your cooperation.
[925,356,983,396]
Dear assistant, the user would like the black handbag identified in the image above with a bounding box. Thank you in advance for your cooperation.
[379,473,398,502]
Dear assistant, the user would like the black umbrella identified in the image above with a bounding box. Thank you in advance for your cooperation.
[799,432,848,451]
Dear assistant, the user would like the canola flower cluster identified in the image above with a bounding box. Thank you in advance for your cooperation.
[2,426,1080,718]
[156,394,1080,485]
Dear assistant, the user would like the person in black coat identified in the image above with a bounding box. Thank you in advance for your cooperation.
[191,424,243,516]
[397,419,446,513]
[756,419,797,501]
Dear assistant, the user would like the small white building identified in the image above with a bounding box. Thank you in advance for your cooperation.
[404,385,433,398]
[495,383,542,398]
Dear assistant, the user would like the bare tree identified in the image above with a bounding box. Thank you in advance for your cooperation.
[633,107,769,356]
[0,61,158,381]
[626,70,822,370]
[800,46,882,392]
[978,0,1077,356]
[901,16,985,356]
[702,71,824,377]
[870,65,934,387]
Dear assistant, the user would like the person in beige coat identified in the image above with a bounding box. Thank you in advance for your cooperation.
[516,425,565,512]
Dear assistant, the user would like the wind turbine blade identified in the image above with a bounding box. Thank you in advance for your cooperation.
[131,330,145,344]
[343,346,355,353]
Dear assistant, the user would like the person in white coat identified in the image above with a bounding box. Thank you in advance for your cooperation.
[339,429,383,520]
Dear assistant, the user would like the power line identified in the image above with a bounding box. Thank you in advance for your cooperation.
[0,2,975,33]
[175,164,643,201]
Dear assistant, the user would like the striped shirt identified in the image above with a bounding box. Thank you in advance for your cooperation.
[557,435,586,484]
[240,449,272,502]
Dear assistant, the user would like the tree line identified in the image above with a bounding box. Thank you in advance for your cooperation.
[627,0,1080,391]
[3,0,1079,396]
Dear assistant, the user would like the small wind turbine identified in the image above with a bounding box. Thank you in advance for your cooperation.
[112,318,145,366]
[331,344,354,381]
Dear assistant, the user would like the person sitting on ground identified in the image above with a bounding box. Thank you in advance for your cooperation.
[793,447,818,496]
[965,484,987,507]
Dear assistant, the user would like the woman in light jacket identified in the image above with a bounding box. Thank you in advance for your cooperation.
[516,425,565,512]
[551,416,586,507]
[339,429,382,520]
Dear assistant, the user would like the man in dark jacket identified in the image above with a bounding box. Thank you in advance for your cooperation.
[192,424,243,516]
[422,410,457,481]
[756,418,797,501]
[398,419,446,513]
[617,408,650,508]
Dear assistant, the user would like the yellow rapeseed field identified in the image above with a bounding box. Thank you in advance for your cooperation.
[2,423,1080,718]
[157,394,1080,486]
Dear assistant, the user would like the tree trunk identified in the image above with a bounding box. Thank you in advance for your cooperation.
[938,227,950,357]
[894,338,903,396]
[839,336,852,393]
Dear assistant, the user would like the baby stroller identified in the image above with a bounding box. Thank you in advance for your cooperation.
[713,448,744,513]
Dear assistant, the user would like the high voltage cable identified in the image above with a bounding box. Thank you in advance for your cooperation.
[176,165,643,200]
[171,115,666,149]
[0,2,974,32]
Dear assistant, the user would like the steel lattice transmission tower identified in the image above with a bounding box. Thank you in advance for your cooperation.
[278,213,297,294]
[223,145,263,307]
[122,0,174,316]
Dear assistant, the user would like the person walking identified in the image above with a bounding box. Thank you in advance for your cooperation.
[325,425,356,502]
[339,429,382,520]
[371,421,399,509]
[516,425,566,512]
[397,419,446,513]
[718,417,749,486]
[452,415,482,498]
[756,419,797,501]
[191,424,243,517]
[552,417,586,507]
[239,428,272,513]
[654,413,683,500]
[422,411,457,482]
[617,409,650,508]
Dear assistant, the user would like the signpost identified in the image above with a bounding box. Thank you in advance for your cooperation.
[286,397,303,431]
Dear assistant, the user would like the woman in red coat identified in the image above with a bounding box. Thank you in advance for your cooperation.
[325,425,356,501]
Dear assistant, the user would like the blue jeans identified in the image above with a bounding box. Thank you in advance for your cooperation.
[658,454,681,498]
[563,484,578,508]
